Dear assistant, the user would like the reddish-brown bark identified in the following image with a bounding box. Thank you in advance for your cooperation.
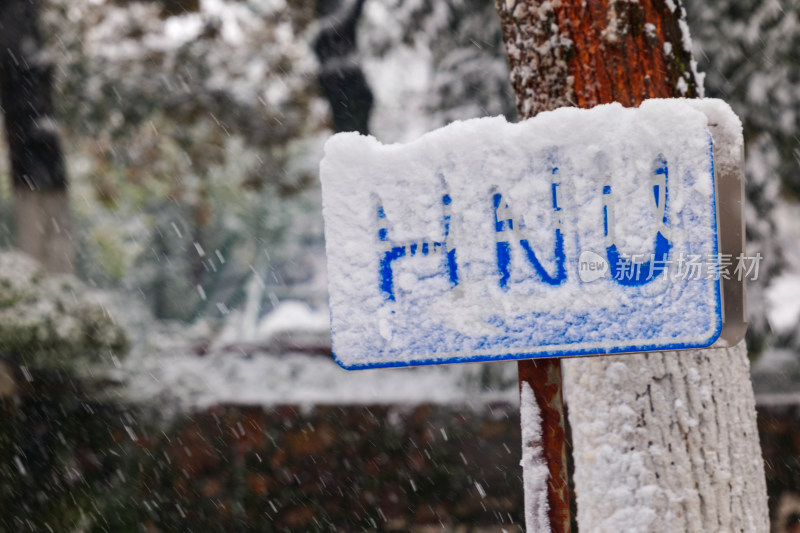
[495,0,699,118]
[518,358,572,533]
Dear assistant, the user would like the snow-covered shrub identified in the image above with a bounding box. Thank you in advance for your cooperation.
[0,252,128,367]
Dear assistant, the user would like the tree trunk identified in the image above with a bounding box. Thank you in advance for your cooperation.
[494,0,769,531]
[313,0,374,135]
[0,0,72,274]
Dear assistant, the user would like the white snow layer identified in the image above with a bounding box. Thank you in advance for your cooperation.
[121,348,518,409]
[321,99,726,369]
[766,274,800,333]
[520,382,551,533]
[213,300,331,350]
[116,298,518,409]
[766,202,800,333]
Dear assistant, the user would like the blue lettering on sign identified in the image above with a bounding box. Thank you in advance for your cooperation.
[377,194,459,301]
[378,156,674,297]
[604,155,671,286]
[493,166,567,289]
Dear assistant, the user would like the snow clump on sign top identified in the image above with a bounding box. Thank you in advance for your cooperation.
[321,99,727,370]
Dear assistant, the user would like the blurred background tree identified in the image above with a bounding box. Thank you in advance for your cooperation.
[0,0,71,274]
[313,0,373,135]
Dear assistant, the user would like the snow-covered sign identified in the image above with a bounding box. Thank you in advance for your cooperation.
[321,99,745,370]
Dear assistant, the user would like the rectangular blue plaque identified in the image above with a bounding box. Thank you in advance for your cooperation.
[320,100,744,370]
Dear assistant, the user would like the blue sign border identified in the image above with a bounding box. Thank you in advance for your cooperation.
[330,139,722,370]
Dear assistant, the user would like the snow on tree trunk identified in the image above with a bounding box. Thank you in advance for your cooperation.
[568,343,767,532]
[0,0,72,274]
[494,0,769,531]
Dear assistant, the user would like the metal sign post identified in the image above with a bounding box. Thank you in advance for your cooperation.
[519,358,571,533]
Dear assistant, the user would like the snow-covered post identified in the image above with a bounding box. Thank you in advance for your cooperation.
[519,360,571,533]
[494,1,770,531]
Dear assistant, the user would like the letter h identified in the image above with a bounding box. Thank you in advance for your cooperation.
[377,195,459,301]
